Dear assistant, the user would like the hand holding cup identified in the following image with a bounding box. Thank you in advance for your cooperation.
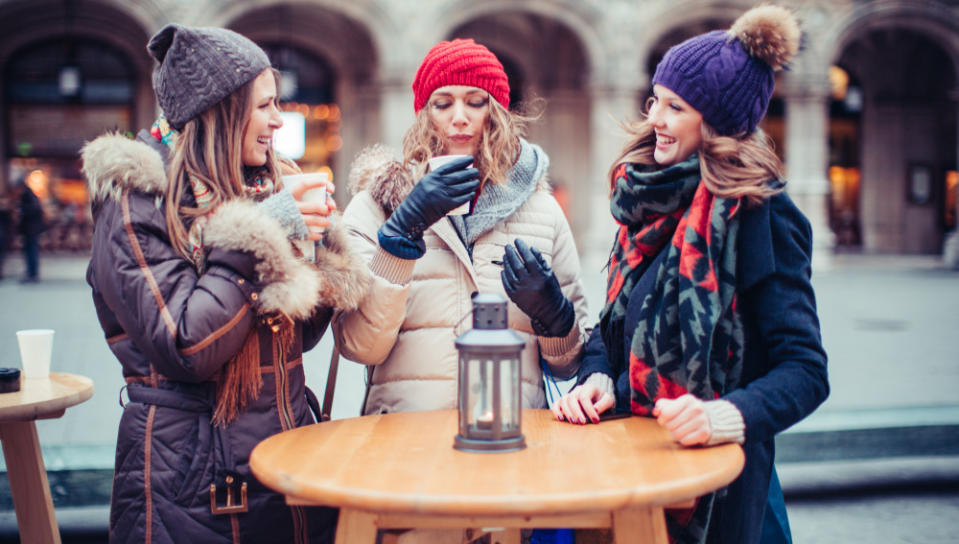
[427,155,476,215]
[284,172,336,241]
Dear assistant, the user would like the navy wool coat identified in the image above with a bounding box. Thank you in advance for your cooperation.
[578,191,829,544]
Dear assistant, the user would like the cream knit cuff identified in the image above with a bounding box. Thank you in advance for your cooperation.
[583,372,615,400]
[705,399,745,445]
[369,247,415,285]
[538,322,581,357]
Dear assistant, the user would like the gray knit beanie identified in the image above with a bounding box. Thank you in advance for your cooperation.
[147,24,271,130]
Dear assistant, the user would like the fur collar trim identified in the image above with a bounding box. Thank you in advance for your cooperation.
[347,144,551,216]
[81,133,167,203]
[203,199,370,317]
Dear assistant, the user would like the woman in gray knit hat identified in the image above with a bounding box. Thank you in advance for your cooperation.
[553,6,829,544]
[81,24,368,543]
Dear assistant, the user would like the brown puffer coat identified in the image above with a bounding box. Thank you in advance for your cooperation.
[82,131,369,543]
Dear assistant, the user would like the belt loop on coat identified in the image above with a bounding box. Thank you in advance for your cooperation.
[117,384,129,408]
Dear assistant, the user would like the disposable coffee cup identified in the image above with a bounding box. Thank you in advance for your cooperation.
[284,172,332,262]
[16,329,54,379]
[427,155,473,216]
[284,172,330,206]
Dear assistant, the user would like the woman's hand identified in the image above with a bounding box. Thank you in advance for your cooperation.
[653,394,712,446]
[501,238,575,337]
[381,157,479,239]
[287,175,336,241]
[552,383,615,424]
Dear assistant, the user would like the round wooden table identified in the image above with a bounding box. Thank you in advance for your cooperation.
[250,409,744,544]
[0,372,94,544]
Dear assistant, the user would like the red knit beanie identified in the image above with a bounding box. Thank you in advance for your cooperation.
[412,38,510,113]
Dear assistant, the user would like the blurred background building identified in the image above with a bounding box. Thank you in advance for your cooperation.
[0,0,957,270]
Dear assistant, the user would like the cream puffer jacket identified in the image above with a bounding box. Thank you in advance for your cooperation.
[332,145,589,414]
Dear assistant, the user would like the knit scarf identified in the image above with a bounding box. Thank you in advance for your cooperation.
[600,153,743,544]
[151,117,291,426]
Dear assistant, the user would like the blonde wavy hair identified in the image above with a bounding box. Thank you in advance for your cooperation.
[402,96,541,191]
[165,69,284,259]
[608,103,784,207]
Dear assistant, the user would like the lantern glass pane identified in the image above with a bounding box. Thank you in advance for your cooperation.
[466,357,496,435]
[502,357,520,431]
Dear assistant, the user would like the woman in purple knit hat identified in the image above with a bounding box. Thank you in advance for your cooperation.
[553,6,829,544]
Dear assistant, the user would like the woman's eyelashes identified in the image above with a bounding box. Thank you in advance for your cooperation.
[431,97,489,110]
[468,97,489,108]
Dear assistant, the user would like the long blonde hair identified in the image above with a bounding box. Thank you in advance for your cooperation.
[402,97,540,191]
[165,70,283,259]
[608,110,784,207]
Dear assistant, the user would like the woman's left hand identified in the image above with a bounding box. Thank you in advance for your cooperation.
[287,175,337,241]
[653,394,712,446]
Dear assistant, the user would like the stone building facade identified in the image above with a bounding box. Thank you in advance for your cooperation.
[1,0,957,269]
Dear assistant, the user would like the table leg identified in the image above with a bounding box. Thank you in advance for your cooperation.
[0,421,61,544]
[491,528,521,544]
[612,506,666,544]
[335,508,378,544]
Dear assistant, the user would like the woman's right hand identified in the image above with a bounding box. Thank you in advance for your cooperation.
[552,383,615,424]
[381,156,479,241]
[287,175,336,241]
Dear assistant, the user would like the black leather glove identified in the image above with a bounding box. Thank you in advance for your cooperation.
[501,238,576,338]
[379,156,479,257]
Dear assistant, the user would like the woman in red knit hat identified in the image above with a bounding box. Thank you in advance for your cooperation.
[334,37,588,422]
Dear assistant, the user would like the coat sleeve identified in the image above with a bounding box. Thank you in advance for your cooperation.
[723,195,830,443]
[331,191,414,366]
[536,195,588,379]
[576,326,613,382]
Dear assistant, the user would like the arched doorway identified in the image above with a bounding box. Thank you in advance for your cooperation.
[261,43,339,181]
[4,37,137,250]
[835,28,957,254]
[447,12,592,241]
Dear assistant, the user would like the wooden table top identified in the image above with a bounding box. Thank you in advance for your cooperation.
[250,409,744,517]
[0,372,94,422]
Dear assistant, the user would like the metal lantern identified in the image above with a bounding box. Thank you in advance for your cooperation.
[454,293,526,452]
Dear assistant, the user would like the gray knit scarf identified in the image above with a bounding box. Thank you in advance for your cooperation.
[449,138,547,247]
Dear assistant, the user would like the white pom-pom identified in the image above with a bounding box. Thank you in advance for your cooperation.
[729,5,800,71]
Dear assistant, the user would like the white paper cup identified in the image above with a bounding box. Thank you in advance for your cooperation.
[16,329,54,379]
[428,155,473,216]
[284,173,329,205]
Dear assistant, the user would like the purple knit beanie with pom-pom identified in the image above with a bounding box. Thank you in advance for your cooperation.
[652,5,801,136]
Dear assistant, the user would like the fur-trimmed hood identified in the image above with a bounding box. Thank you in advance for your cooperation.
[81,132,168,203]
[347,143,551,216]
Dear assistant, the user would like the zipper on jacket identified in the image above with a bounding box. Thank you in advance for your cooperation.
[272,327,295,431]
[270,324,307,544]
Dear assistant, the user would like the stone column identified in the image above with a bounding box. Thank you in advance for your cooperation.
[379,74,415,152]
[782,76,835,271]
[944,102,959,269]
[0,97,7,192]
[581,83,640,307]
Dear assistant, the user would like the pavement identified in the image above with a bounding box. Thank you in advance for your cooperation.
[0,249,956,543]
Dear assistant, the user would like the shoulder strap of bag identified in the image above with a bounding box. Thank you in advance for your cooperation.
[321,347,377,420]
[321,346,339,422]
[360,365,374,416]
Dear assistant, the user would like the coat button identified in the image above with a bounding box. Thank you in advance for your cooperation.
[251,293,258,301]
[237,278,245,285]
